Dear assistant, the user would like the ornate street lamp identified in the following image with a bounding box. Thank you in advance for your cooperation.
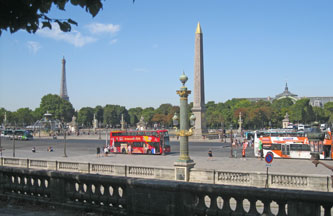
[230,124,233,157]
[12,130,15,157]
[173,72,196,181]
[62,120,67,157]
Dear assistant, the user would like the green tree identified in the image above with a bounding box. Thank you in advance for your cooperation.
[152,113,166,126]
[0,108,6,125]
[141,107,155,127]
[206,101,218,128]
[77,107,94,127]
[128,107,143,127]
[290,98,314,124]
[272,98,294,110]
[324,102,333,124]
[271,98,294,128]
[313,106,328,123]
[0,0,104,35]
[32,107,44,122]
[103,105,128,128]
[39,94,75,122]
[94,105,104,125]
[155,104,173,115]
[14,108,34,126]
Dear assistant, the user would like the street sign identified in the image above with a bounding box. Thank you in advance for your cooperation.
[265,152,274,164]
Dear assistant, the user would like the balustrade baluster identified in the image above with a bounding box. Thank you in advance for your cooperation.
[262,200,272,215]
[221,196,232,215]
[194,193,206,216]
[276,201,287,216]
[17,174,23,193]
[206,194,218,216]
[84,182,92,204]
[77,182,85,202]
[65,179,75,201]
[247,198,259,216]
[234,197,245,216]
[322,204,332,216]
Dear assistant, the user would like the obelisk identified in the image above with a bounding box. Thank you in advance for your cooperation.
[192,22,207,138]
[60,57,69,101]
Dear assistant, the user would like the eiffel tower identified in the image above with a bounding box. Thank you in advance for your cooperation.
[60,57,69,101]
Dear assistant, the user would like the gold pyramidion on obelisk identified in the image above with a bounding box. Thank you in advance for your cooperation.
[195,22,202,34]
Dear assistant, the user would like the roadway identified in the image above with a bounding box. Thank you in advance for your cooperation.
[1,135,332,175]
[0,135,254,158]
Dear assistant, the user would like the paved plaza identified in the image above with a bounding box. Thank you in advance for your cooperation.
[1,135,332,176]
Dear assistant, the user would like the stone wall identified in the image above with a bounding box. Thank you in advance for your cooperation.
[1,166,333,215]
[1,157,332,192]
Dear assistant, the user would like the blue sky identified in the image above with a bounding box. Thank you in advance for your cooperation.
[0,0,332,111]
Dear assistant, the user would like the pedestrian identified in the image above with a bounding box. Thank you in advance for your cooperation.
[128,145,132,154]
[311,158,333,171]
[311,157,333,187]
[258,138,263,160]
[232,140,237,158]
[104,146,108,157]
[208,149,213,160]
[242,141,248,157]
[97,147,100,157]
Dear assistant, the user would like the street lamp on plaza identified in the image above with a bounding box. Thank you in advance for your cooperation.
[12,131,15,157]
[173,72,196,181]
[230,124,233,158]
[62,121,67,157]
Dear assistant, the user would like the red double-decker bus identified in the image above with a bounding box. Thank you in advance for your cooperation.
[109,130,170,155]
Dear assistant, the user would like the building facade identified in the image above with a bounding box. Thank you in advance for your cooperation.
[238,83,333,107]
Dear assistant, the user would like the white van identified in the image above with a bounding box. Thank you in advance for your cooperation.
[320,124,326,131]
[298,124,305,131]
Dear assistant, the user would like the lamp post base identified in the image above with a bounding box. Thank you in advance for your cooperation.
[174,160,195,182]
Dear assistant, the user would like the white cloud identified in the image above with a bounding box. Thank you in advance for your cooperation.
[86,23,120,34]
[110,39,118,45]
[38,24,96,47]
[27,41,41,53]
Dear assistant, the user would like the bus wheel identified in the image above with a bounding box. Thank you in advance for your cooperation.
[147,150,151,155]
[122,148,126,154]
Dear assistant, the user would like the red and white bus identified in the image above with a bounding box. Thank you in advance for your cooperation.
[109,130,171,155]
[254,129,333,159]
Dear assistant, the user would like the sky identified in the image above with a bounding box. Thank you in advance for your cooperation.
[0,0,332,112]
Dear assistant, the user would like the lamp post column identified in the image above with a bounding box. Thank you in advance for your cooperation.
[12,133,15,157]
[62,120,67,157]
[174,72,195,181]
[178,86,191,161]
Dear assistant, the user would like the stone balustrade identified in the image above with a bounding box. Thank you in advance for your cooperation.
[0,166,332,215]
[0,157,332,192]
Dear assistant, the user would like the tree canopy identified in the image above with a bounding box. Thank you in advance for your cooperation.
[39,94,75,122]
[1,95,332,130]
[0,0,103,35]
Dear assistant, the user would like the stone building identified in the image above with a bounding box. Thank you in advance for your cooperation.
[238,83,333,107]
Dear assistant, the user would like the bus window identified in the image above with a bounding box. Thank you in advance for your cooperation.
[271,144,281,150]
[133,142,144,147]
[301,144,311,151]
[114,142,121,147]
[290,144,302,151]
[164,136,170,147]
